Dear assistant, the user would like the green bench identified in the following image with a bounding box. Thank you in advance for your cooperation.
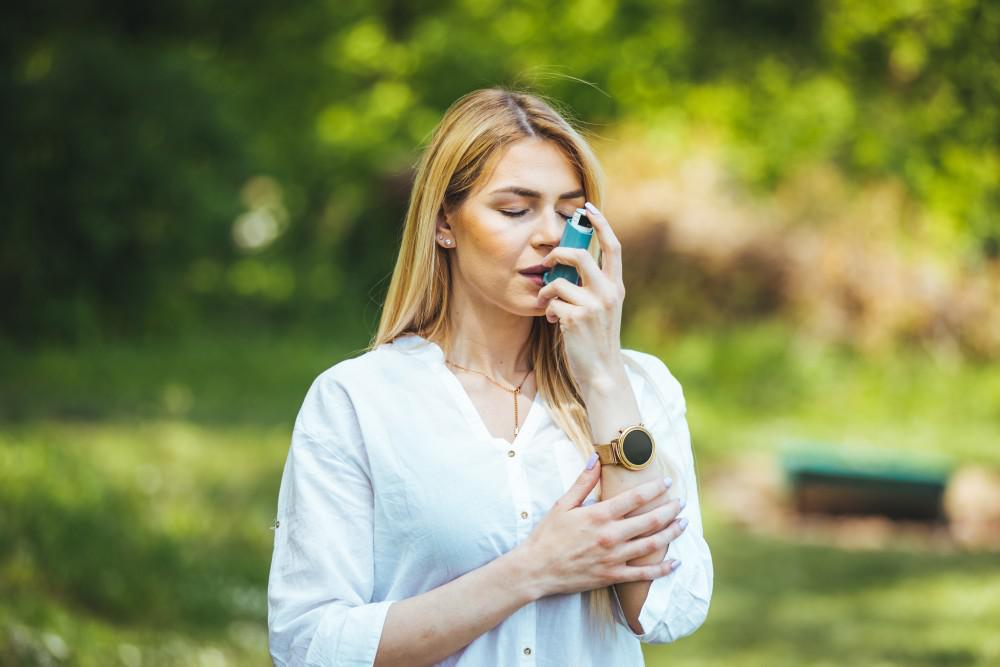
[781,443,952,521]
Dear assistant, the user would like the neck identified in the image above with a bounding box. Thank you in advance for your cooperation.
[437,280,535,385]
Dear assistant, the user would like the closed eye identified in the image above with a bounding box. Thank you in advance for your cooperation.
[500,209,574,219]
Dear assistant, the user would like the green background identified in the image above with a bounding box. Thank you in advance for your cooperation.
[2,0,998,665]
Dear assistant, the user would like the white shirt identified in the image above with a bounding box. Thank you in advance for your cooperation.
[267,333,713,666]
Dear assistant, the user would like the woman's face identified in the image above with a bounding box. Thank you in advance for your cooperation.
[438,137,586,317]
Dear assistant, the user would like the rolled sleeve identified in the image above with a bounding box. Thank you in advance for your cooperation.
[614,351,714,644]
[268,372,393,666]
[304,598,394,666]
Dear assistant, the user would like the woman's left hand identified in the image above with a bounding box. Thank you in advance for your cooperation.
[537,201,626,391]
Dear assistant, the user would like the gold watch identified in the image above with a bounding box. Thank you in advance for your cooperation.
[593,423,656,470]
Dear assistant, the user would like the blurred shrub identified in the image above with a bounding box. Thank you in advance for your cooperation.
[3,29,250,340]
[605,137,1000,358]
[2,0,996,345]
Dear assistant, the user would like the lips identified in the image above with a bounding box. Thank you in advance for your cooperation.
[518,263,547,275]
[522,273,544,286]
[519,263,547,288]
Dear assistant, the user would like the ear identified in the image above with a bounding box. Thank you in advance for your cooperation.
[433,205,456,248]
[436,205,453,234]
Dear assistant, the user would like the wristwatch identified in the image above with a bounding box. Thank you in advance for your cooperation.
[593,423,656,470]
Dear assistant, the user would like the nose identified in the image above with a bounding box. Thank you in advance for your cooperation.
[536,209,565,248]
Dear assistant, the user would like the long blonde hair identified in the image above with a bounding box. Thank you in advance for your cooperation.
[369,86,681,628]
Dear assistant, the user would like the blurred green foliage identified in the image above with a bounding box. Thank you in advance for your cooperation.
[3,0,997,342]
[4,4,998,663]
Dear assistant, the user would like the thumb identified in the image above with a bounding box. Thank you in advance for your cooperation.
[555,452,601,510]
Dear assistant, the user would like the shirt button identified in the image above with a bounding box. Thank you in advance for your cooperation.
[507,450,516,458]
[523,647,532,655]
[520,511,529,520]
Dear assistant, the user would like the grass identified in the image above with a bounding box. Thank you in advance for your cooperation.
[630,321,1000,469]
[1,321,997,666]
[0,419,280,666]
[646,506,1000,667]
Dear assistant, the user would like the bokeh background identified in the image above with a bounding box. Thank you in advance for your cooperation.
[2,1,999,665]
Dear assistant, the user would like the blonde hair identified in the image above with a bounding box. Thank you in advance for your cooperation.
[369,86,682,628]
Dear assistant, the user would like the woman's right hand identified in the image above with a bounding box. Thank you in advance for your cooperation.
[517,457,686,598]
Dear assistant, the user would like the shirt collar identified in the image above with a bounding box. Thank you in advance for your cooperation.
[390,333,445,364]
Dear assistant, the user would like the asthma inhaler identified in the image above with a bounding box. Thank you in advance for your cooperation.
[542,208,594,286]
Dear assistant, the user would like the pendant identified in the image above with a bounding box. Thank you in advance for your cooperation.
[513,386,520,438]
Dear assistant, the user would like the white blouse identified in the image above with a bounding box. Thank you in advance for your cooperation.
[267,333,713,666]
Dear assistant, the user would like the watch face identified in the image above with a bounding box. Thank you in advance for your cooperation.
[621,427,654,467]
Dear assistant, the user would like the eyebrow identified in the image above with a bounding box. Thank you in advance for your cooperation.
[488,186,585,200]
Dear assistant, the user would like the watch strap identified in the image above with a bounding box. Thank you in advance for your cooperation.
[593,443,618,465]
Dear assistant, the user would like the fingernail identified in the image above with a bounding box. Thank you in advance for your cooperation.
[679,498,687,511]
[663,476,673,488]
[585,201,598,212]
[585,452,598,470]
[671,560,682,571]
[678,517,689,530]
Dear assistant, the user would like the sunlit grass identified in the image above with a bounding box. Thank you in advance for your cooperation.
[0,419,283,666]
[2,322,997,665]
[629,321,999,468]
[646,515,1000,667]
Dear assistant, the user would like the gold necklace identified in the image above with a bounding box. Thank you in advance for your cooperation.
[445,359,534,438]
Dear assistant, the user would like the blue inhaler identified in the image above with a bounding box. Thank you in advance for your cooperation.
[542,208,594,286]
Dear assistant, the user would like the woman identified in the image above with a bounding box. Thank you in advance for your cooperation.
[267,87,713,666]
